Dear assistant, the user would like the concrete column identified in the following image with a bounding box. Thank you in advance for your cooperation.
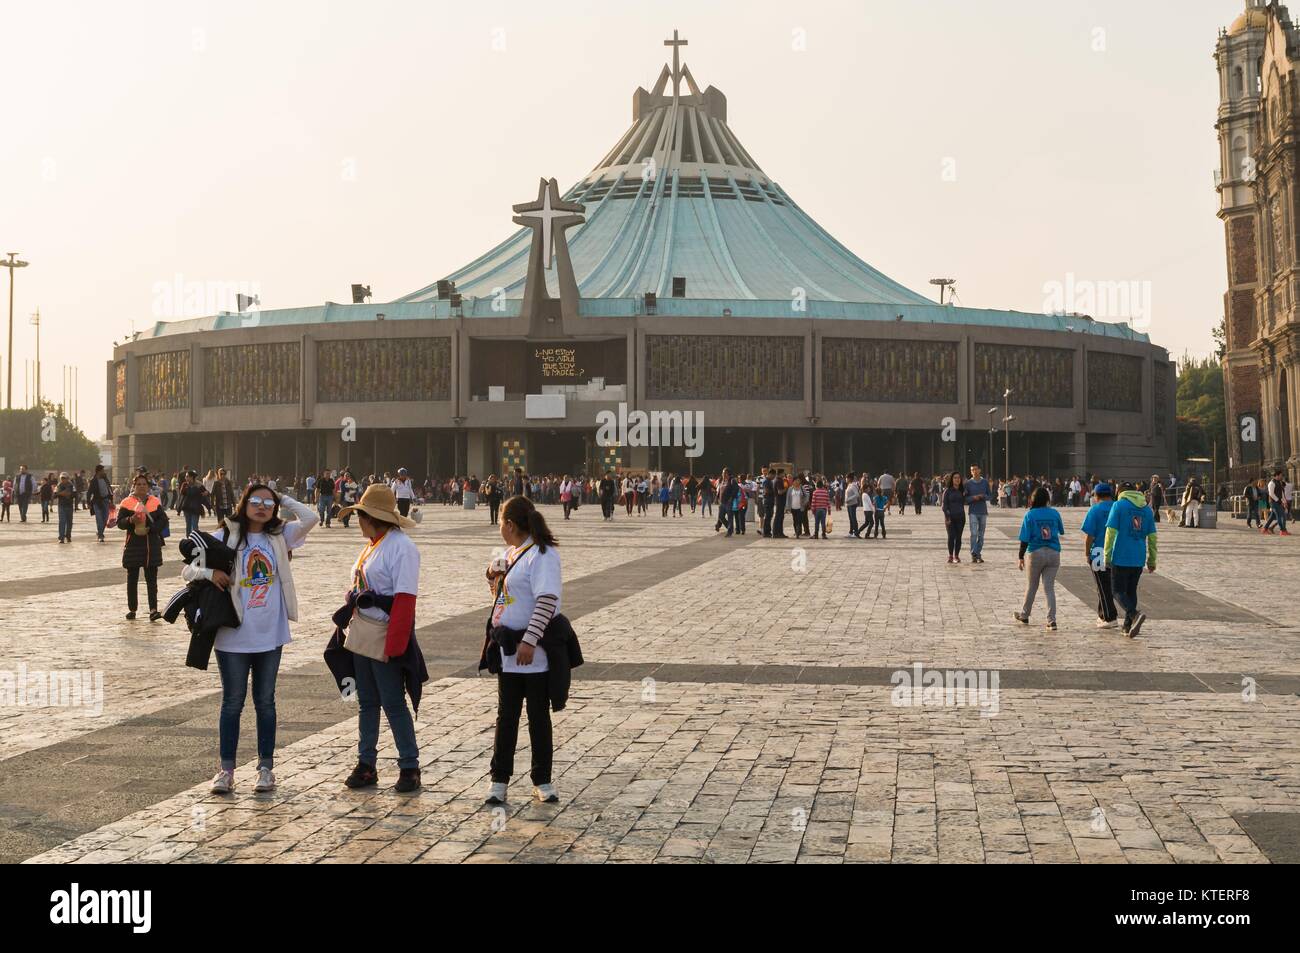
[301,333,314,425]
[190,341,202,426]
[629,445,650,471]
[467,429,489,477]
[124,352,137,430]
[793,430,813,472]
[222,432,238,476]
[1075,344,1087,428]
[325,430,344,471]
[635,328,646,407]
[803,329,814,419]
[627,328,638,411]
[1141,352,1153,440]
[959,334,972,422]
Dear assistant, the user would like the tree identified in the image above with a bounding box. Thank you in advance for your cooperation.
[1175,355,1226,463]
[0,402,101,474]
[1212,316,1226,361]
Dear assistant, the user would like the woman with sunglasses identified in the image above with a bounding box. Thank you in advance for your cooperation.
[183,483,319,794]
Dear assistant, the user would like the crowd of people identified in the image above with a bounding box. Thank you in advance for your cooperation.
[4,453,1295,802]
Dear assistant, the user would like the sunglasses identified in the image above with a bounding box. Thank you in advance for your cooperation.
[247,496,276,508]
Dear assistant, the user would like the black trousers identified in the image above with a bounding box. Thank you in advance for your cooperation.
[397,499,411,517]
[1111,565,1143,624]
[490,499,501,524]
[773,498,786,535]
[945,515,965,556]
[1091,567,1118,622]
[126,565,159,612]
[490,672,552,785]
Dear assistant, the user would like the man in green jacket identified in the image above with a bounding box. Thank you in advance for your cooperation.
[1103,483,1157,638]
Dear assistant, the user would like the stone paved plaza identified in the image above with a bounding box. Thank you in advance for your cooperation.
[2,501,1299,864]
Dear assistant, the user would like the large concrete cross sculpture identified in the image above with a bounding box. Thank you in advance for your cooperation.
[513,177,585,325]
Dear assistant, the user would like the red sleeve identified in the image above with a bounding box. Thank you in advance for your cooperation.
[385,592,416,657]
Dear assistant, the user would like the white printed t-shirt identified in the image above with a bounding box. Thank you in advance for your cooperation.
[491,539,561,675]
[214,522,308,654]
[351,529,420,623]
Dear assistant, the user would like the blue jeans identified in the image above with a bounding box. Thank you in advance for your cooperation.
[318,494,334,525]
[1270,502,1288,532]
[813,508,827,536]
[184,510,200,537]
[57,502,73,539]
[92,500,109,538]
[968,512,987,556]
[216,647,282,770]
[353,654,420,770]
[847,504,859,535]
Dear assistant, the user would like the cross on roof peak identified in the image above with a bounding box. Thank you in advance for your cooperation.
[664,29,688,100]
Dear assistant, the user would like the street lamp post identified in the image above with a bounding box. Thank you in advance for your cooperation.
[2,252,30,409]
[986,407,997,475]
[29,308,40,407]
[1003,387,1014,489]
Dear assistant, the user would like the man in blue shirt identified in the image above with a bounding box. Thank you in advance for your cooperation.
[964,464,992,563]
[1080,483,1118,629]
[1103,482,1157,638]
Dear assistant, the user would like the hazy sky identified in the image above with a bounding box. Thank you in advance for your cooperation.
[1,0,1241,437]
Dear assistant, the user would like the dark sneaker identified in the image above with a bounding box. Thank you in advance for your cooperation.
[344,762,378,789]
[1046,621,1057,632]
[149,611,162,622]
[1127,612,1146,639]
[125,611,136,620]
[394,768,421,794]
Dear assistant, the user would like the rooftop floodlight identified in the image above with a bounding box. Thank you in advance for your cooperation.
[928,277,956,304]
[671,276,686,298]
[236,293,260,312]
[351,284,371,303]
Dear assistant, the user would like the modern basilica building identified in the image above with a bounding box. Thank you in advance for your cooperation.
[108,35,1174,483]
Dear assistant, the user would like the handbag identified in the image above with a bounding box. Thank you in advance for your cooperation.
[344,609,389,662]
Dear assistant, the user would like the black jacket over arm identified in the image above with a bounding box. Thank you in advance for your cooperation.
[478,614,585,712]
[163,530,239,670]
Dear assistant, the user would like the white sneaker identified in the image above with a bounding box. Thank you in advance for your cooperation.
[254,766,276,792]
[484,781,508,805]
[1095,619,1118,629]
[210,768,234,794]
[533,783,559,803]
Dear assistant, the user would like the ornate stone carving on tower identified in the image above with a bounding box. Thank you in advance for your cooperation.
[1252,2,1300,476]
[512,177,585,333]
[1215,1,1270,473]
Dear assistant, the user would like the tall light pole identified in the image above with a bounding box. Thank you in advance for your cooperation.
[1003,387,1014,489]
[29,308,40,407]
[986,406,997,484]
[2,253,30,409]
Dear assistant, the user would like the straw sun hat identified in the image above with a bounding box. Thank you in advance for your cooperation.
[337,483,417,529]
